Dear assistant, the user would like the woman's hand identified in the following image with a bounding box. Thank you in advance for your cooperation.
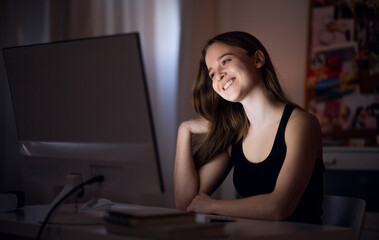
[178,118,209,152]
[179,118,209,135]
[186,193,215,214]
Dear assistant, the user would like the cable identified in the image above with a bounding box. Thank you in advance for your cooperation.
[36,175,105,240]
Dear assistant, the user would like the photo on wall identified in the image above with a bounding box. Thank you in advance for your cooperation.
[306,0,379,146]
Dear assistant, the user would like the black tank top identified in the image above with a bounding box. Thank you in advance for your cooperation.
[231,104,325,224]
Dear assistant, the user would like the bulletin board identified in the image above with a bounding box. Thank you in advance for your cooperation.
[306,0,379,146]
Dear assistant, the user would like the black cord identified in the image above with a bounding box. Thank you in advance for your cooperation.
[36,175,105,240]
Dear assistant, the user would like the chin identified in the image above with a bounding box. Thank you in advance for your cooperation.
[219,90,242,103]
[222,96,240,103]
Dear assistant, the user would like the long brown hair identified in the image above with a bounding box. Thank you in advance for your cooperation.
[192,31,292,166]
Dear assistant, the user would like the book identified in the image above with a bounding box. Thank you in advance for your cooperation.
[104,221,227,239]
[104,207,196,227]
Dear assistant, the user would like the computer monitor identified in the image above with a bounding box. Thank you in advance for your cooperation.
[3,33,165,207]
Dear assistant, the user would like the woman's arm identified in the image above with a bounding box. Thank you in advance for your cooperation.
[187,110,323,220]
[174,119,232,210]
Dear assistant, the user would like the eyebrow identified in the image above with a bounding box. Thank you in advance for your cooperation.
[208,52,235,73]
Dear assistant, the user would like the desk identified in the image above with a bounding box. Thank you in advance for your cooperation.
[0,204,353,240]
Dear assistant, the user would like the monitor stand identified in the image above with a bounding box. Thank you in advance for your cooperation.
[39,174,106,225]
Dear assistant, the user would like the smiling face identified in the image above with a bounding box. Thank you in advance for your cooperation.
[205,42,263,103]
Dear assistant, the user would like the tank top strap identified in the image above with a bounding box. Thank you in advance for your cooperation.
[276,104,295,139]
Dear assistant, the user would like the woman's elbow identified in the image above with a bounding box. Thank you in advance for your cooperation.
[175,196,191,211]
[175,201,188,211]
[272,210,292,221]
[270,203,296,221]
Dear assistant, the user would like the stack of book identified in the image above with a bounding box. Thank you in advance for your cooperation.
[104,207,227,239]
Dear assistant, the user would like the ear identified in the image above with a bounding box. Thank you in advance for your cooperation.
[254,50,265,69]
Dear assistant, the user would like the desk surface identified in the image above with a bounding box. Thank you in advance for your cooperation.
[0,204,354,240]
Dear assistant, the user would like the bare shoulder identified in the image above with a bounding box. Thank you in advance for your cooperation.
[286,107,323,155]
[288,108,321,132]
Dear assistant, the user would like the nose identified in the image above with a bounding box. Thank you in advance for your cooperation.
[215,71,226,82]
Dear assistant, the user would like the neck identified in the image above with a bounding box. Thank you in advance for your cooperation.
[240,86,284,129]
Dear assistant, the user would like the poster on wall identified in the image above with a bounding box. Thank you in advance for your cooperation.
[306,0,379,146]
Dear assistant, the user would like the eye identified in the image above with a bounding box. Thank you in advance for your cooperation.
[222,59,231,65]
[209,72,215,79]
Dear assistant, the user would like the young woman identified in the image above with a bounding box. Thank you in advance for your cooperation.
[174,31,325,224]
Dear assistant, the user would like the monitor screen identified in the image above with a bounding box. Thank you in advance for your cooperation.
[3,33,164,204]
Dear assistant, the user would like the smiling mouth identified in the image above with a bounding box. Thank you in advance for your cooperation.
[223,79,234,90]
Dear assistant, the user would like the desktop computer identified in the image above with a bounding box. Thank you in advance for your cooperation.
[3,33,165,223]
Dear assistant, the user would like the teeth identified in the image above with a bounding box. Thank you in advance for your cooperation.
[223,80,233,90]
